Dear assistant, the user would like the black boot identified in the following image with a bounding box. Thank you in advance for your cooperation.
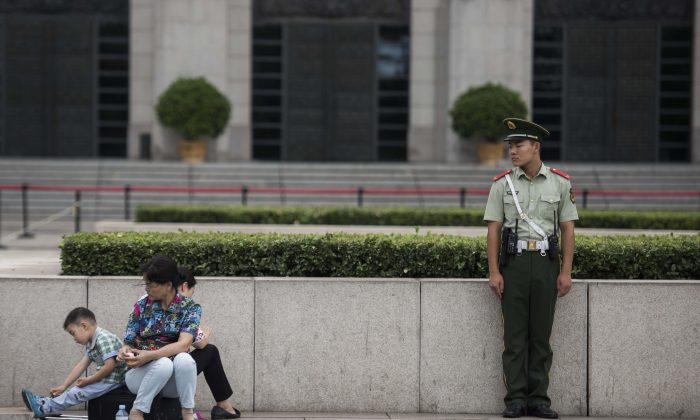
[528,404,559,419]
[502,403,526,418]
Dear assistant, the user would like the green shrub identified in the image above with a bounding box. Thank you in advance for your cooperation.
[155,77,231,139]
[136,205,488,226]
[449,82,528,141]
[576,209,700,230]
[135,205,700,230]
[60,232,700,279]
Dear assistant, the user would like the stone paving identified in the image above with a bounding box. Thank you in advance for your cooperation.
[0,408,679,420]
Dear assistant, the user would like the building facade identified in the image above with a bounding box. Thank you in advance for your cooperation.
[0,0,697,162]
[0,0,129,157]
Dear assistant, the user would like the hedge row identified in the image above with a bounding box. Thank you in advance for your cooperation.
[61,232,700,279]
[136,205,487,226]
[135,205,700,230]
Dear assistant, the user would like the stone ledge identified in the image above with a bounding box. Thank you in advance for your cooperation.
[0,278,697,417]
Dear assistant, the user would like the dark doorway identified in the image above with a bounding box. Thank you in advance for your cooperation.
[0,1,128,158]
[533,0,693,162]
[285,22,376,161]
[252,0,410,162]
[3,14,94,157]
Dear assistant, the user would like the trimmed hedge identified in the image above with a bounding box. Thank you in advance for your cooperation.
[449,82,528,141]
[155,77,231,139]
[136,205,700,230]
[136,205,487,226]
[577,210,700,230]
[60,232,700,279]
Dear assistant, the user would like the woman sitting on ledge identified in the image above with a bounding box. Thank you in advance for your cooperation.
[118,255,201,420]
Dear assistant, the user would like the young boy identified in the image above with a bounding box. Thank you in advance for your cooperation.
[22,307,127,419]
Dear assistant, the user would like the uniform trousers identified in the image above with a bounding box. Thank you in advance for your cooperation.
[190,344,234,403]
[501,251,559,408]
[126,353,197,413]
[41,381,122,415]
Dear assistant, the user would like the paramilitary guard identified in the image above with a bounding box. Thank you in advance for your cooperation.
[483,118,578,419]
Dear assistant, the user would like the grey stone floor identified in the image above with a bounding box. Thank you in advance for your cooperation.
[0,409,685,420]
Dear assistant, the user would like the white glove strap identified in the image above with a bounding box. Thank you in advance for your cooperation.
[504,173,548,240]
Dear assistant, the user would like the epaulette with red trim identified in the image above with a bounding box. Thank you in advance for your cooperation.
[550,167,571,180]
[492,169,513,182]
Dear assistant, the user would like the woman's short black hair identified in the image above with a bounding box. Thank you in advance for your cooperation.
[177,267,197,288]
[141,255,178,288]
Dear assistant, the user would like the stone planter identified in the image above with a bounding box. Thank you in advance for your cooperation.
[477,141,505,166]
[178,139,207,163]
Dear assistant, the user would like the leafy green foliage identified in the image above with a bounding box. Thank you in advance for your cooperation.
[60,232,487,278]
[61,232,700,279]
[573,235,700,279]
[136,205,700,230]
[155,77,231,139]
[449,82,528,141]
[136,205,487,225]
[576,209,700,229]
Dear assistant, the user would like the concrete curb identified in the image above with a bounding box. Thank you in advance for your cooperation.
[0,277,697,417]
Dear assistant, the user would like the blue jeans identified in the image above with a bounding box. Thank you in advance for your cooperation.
[125,353,197,413]
[41,381,122,415]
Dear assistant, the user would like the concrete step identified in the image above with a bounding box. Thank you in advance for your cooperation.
[0,408,649,420]
[0,408,674,420]
[0,407,86,420]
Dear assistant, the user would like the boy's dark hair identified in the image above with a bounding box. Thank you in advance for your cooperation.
[141,255,178,288]
[64,307,96,330]
[177,267,197,288]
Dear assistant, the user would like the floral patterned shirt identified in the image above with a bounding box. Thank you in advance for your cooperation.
[123,293,201,351]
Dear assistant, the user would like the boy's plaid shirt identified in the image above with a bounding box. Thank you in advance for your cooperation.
[86,327,127,384]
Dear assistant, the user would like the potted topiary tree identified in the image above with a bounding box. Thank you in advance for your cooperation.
[155,76,231,163]
[449,82,527,165]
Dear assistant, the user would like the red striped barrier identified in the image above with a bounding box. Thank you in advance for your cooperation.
[578,189,700,197]
[0,183,698,197]
[0,183,698,238]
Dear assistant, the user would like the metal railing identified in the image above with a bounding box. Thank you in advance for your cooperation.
[0,183,699,238]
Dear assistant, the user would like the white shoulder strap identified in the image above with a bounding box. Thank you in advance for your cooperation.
[504,173,548,240]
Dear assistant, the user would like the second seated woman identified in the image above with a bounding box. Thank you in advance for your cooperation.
[177,267,241,419]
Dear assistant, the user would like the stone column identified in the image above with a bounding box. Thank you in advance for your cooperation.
[407,0,450,162]
[444,0,533,163]
[225,0,252,161]
[408,0,534,163]
[128,0,156,159]
[693,0,700,163]
[129,0,233,161]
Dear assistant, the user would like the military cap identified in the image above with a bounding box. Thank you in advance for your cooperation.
[503,118,550,142]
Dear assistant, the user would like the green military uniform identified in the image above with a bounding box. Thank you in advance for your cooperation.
[483,119,578,410]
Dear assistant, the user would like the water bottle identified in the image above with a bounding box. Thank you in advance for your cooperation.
[115,404,128,420]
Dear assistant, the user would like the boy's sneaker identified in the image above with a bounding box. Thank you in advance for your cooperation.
[21,388,32,411]
[21,389,45,419]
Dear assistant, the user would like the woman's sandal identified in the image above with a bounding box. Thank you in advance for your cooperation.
[211,405,241,419]
[182,407,195,420]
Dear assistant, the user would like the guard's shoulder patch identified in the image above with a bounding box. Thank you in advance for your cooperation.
[492,168,513,182]
[550,167,571,180]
